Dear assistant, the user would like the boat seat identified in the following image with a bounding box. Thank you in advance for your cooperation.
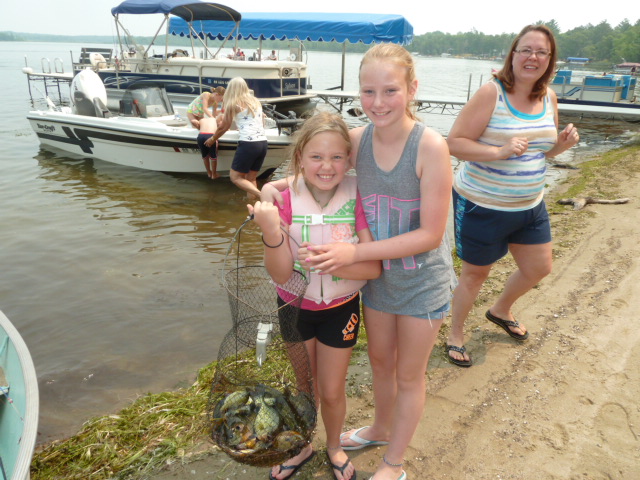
[78,47,113,65]
[73,91,98,116]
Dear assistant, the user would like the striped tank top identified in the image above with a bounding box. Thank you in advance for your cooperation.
[453,79,558,211]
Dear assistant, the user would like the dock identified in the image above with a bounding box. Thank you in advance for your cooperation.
[24,70,640,122]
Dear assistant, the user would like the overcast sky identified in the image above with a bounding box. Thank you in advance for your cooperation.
[2,0,637,37]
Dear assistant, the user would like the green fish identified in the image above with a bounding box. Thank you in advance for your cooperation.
[219,389,250,413]
[273,430,306,452]
[253,401,281,439]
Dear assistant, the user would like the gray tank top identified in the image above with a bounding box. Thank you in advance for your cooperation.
[357,122,456,315]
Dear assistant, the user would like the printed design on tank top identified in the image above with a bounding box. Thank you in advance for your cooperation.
[342,313,359,342]
[361,193,421,270]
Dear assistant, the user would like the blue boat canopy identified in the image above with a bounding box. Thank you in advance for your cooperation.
[111,0,241,23]
[168,12,414,45]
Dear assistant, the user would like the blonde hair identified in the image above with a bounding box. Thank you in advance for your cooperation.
[288,111,352,191]
[209,86,226,110]
[221,77,262,125]
[360,43,418,121]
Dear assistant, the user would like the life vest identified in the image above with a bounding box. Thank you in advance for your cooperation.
[288,176,366,305]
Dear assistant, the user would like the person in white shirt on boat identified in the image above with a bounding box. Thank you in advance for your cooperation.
[205,77,267,198]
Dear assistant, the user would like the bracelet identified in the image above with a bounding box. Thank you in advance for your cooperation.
[261,233,285,248]
[382,455,403,468]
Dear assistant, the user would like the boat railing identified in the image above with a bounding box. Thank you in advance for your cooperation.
[39,57,66,75]
[109,56,306,97]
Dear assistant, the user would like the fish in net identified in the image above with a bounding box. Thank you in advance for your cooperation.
[209,217,317,467]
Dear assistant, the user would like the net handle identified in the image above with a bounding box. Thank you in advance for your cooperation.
[221,214,303,285]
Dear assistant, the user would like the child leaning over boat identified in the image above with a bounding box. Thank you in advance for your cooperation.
[197,116,219,179]
[186,86,225,129]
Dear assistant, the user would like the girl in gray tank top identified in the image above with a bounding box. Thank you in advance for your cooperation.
[301,44,456,480]
[356,122,456,317]
[260,44,457,480]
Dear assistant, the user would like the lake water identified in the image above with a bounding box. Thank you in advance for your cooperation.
[3,41,639,444]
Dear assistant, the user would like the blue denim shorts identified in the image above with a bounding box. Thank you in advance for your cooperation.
[362,297,450,321]
[453,189,551,266]
[412,302,450,320]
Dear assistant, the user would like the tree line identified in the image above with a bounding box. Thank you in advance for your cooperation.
[309,19,640,64]
[2,18,638,64]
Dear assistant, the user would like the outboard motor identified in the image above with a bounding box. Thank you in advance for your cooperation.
[70,69,108,117]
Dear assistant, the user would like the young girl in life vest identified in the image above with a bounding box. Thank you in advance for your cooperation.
[262,44,456,480]
[248,111,381,480]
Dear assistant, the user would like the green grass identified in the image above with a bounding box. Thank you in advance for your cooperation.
[32,363,216,479]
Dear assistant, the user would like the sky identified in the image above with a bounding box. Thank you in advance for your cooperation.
[2,0,638,37]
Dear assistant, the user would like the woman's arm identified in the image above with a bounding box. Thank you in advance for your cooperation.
[544,90,580,158]
[300,227,381,280]
[206,113,232,146]
[202,93,214,118]
[447,82,525,162]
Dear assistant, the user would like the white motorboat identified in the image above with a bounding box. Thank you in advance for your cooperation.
[27,70,292,176]
[0,310,39,480]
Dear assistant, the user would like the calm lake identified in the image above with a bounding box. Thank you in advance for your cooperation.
[2,41,639,444]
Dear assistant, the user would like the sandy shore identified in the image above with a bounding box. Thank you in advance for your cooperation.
[151,143,640,480]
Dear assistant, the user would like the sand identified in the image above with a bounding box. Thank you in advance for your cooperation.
[151,144,640,480]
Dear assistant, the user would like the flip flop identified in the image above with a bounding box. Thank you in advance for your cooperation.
[327,452,357,480]
[269,450,316,480]
[368,471,406,480]
[485,310,529,341]
[340,426,388,451]
[445,344,472,367]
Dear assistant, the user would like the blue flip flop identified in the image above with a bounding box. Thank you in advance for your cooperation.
[340,426,388,451]
[485,310,529,341]
[328,452,357,480]
[269,450,316,480]
[445,344,472,367]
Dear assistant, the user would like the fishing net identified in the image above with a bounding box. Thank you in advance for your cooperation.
[209,217,316,467]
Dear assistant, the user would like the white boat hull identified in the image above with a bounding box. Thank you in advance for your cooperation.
[27,110,291,176]
[0,310,39,480]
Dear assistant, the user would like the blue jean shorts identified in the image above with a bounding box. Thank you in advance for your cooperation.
[362,296,450,321]
[453,189,551,266]
[231,140,268,173]
[412,302,450,320]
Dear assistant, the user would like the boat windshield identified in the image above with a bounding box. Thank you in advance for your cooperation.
[119,85,175,118]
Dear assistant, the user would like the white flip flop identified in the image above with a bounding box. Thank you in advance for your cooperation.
[340,426,389,451]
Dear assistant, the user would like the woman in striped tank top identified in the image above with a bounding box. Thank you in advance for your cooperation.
[445,25,580,367]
